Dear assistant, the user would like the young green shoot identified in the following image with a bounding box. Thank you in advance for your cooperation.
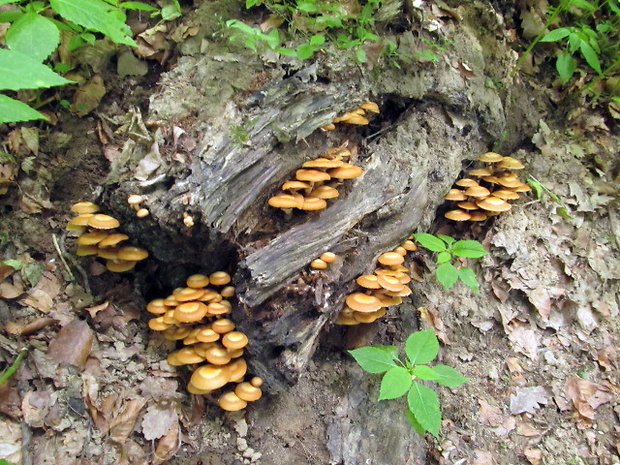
[413,233,488,292]
[348,329,468,438]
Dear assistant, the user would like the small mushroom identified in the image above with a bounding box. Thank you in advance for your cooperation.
[360,101,380,113]
[209,271,231,286]
[105,259,137,272]
[211,318,235,334]
[268,194,302,209]
[310,259,328,269]
[444,189,467,201]
[186,274,210,288]
[302,158,344,169]
[127,194,145,206]
[444,209,471,221]
[455,178,479,188]
[190,364,231,391]
[88,214,120,230]
[281,180,311,191]
[328,164,363,179]
[174,287,205,302]
[117,246,149,261]
[174,301,209,323]
[356,274,382,289]
[98,233,129,248]
[308,185,339,199]
[345,293,383,313]
[301,197,327,211]
[464,185,491,198]
[477,196,512,212]
[218,391,247,411]
[295,169,331,183]
[497,156,525,170]
[377,252,405,267]
[71,202,100,214]
[222,331,249,350]
[468,168,493,177]
[319,252,337,263]
[478,152,504,163]
[235,382,262,402]
[136,208,150,218]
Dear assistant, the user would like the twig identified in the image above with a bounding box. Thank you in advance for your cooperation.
[52,233,74,280]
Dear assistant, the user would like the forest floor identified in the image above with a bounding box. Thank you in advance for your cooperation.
[0,1,619,465]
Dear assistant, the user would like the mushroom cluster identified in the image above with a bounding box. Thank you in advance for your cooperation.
[146,272,263,411]
[321,101,379,131]
[443,152,531,222]
[127,194,149,218]
[66,201,149,272]
[335,239,419,325]
[310,252,337,270]
[268,147,363,212]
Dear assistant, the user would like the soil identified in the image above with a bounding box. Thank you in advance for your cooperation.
[1,1,619,465]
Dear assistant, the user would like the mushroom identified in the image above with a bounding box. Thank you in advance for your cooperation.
[444,209,472,221]
[478,151,504,163]
[190,364,231,391]
[301,197,327,211]
[295,169,331,183]
[468,168,493,177]
[136,208,150,218]
[455,178,479,188]
[377,252,405,267]
[328,164,363,179]
[87,214,120,230]
[235,382,262,402]
[117,246,149,261]
[477,196,512,212]
[345,293,383,313]
[268,193,303,209]
[71,201,100,214]
[105,259,137,272]
[174,301,209,323]
[310,259,328,270]
[281,180,311,191]
[308,185,339,199]
[319,252,337,263]
[356,274,382,289]
[464,185,491,198]
[302,158,344,169]
[497,156,525,170]
[209,271,231,286]
[218,391,247,411]
[444,189,467,201]
[221,331,249,350]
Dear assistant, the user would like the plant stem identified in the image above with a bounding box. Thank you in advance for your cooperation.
[0,347,28,386]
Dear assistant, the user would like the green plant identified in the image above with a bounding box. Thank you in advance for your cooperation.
[518,0,620,94]
[413,233,488,292]
[527,175,574,219]
[0,0,165,123]
[348,329,469,438]
[0,347,28,386]
[226,0,388,63]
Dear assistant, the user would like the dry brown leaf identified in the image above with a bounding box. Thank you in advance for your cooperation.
[565,375,612,421]
[493,415,516,437]
[418,306,451,344]
[524,448,543,465]
[109,398,147,443]
[473,449,497,465]
[517,421,542,437]
[510,386,550,414]
[505,357,524,374]
[141,403,178,441]
[0,381,23,419]
[478,399,502,427]
[152,421,180,464]
[72,74,106,117]
[260,14,285,32]
[0,280,23,299]
[18,271,61,312]
[47,320,94,368]
[21,389,54,428]
[507,322,540,360]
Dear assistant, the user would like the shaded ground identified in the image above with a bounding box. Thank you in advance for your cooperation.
[1,1,619,465]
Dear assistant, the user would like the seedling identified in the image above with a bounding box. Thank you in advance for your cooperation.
[413,233,487,292]
[349,329,469,438]
[0,348,28,386]
[527,175,574,219]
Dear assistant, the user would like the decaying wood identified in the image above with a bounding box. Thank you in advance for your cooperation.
[106,63,506,390]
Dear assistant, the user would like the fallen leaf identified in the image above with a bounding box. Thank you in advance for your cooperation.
[72,74,106,116]
[524,448,543,465]
[565,375,613,420]
[505,357,524,374]
[47,320,94,368]
[507,322,540,360]
[418,306,451,344]
[510,386,550,414]
[141,403,178,441]
[492,415,516,437]
[516,422,542,437]
[473,449,497,465]
[109,398,147,443]
[152,420,180,464]
[478,399,503,427]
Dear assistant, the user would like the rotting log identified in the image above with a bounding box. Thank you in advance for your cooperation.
[104,63,506,392]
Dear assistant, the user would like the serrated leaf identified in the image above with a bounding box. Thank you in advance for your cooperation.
[452,240,488,258]
[457,266,479,292]
[405,329,439,365]
[348,345,398,374]
[412,364,439,381]
[436,251,451,263]
[413,233,447,252]
[0,49,71,91]
[378,366,412,400]
[432,365,469,387]
[49,0,136,46]
[436,262,459,289]
[0,94,47,123]
[6,13,60,62]
[540,27,571,42]
[405,408,426,434]
[407,382,441,438]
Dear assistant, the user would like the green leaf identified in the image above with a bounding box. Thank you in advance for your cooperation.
[348,345,399,374]
[0,0,19,5]
[405,408,426,434]
[452,240,488,258]
[540,27,571,43]
[276,47,297,57]
[436,234,455,246]
[556,51,576,84]
[407,381,441,438]
[1,259,23,270]
[579,40,602,74]
[0,94,47,123]
[457,266,479,292]
[309,34,325,46]
[527,176,544,200]
[119,1,159,12]
[6,13,60,62]
[413,233,447,252]
[436,251,451,264]
[49,0,136,46]
[355,47,366,63]
[0,460,19,465]
[160,0,181,20]
[378,366,412,400]
[412,364,439,381]
[432,365,469,387]
[436,262,459,289]
[296,0,318,13]
[296,43,316,60]
[264,28,280,49]
[405,329,439,365]
[556,205,574,219]
[0,49,71,91]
